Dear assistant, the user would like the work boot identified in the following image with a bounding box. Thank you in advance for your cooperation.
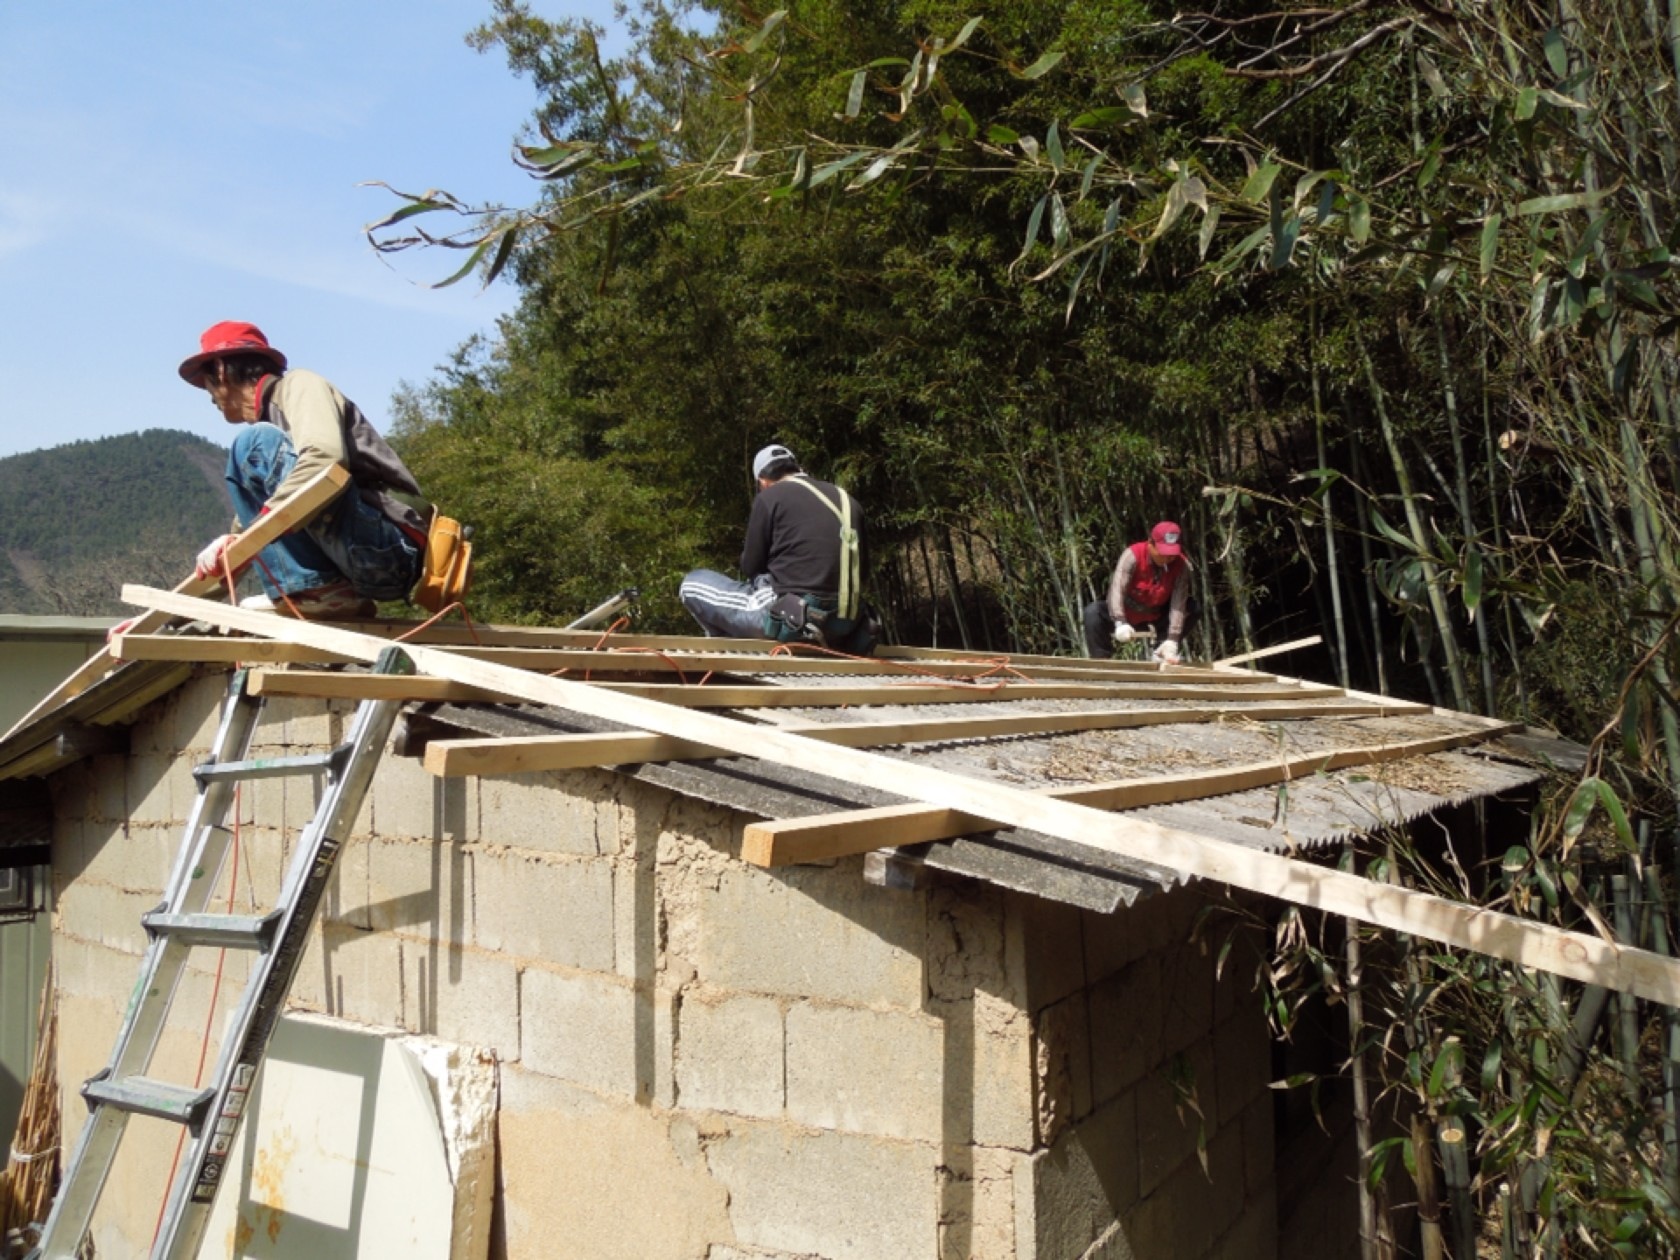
[239,580,377,620]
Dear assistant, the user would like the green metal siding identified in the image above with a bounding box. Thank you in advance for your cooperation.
[0,868,50,1146]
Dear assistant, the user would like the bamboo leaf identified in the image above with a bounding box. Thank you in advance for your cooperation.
[946,16,984,50]
[1370,509,1417,553]
[1417,51,1449,100]
[742,9,787,54]
[987,124,1020,145]
[1071,106,1131,128]
[1515,86,1539,120]
[1046,121,1066,171]
[1121,82,1148,117]
[1012,49,1064,80]
[1152,178,1191,240]
[1517,190,1607,216]
[1479,213,1502,280]
[1349,196,1371,244]
[1593,780,1638,854]
[482,224,520,287]
[842,69,867,119]
[806,150,871,189]
[1050,191,1070,249]
[1480,1042,1503,1093]
[1079,155,1101,201]
[1463,544,1483,613]
[1241,160,1281,204]
[430,238,493,289]
[1562,777,1600,843]
[1015,194,1049,268]
[1543,28,1569,79]
[1198,204,1221,260]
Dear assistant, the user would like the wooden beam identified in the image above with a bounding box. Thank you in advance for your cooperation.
[420,700,1421,777]
[247,672,1332,709]
[1213,636,1323,668]
[246,670,522,703]
[742,726,1519,866]
[111,636,362,665]
[1,465,352,741]
[121,585,1680,1007]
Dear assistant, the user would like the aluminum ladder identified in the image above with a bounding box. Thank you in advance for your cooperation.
[34,645,415,1260]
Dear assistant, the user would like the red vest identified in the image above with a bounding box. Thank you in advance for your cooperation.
[1121,542,1185,624]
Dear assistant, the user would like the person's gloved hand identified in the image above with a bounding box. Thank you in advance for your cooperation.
[1112,622,1136,644]
[1154,638,1181,664]
[194,534,240,579]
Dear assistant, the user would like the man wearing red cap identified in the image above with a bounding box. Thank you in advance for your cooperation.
[179,321,426,618]
[1082,521,1192,663]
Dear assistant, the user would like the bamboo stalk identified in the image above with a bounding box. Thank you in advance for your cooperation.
[0,961,58,1253]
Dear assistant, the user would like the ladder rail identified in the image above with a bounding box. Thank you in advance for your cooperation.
[155,647,414,1260]
[36,671,263,1257]
[35,647,415,1260]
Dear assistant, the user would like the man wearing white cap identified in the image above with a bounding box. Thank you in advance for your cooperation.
[1082,520,1192,663]
[679,444,873,652]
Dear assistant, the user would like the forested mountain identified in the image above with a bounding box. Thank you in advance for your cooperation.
[0,430,230,615]
[369,0,1680,1249]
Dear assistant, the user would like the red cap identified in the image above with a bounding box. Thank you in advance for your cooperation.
[178,321,287,388]
[1149,521,1184,557]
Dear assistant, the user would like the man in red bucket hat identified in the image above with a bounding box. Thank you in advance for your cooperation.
[177,320,427,618]
[1082,520,1193,663]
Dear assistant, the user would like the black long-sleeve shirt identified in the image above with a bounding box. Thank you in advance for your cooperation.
[740,475,865,596]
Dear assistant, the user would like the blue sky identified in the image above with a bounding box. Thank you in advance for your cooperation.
[0,2,621,461]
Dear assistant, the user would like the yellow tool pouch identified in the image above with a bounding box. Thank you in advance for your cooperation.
[409,508,474,613]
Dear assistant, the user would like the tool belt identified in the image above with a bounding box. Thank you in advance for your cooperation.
[407,506,474,613]
[764,592,878,656]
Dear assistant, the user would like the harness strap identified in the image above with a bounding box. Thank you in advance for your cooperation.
[786,477,861,620]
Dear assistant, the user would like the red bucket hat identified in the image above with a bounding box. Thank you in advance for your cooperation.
[178,321,288,387]
[1149,521,1184,558]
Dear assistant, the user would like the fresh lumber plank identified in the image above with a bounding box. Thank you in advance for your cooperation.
[742,726,1519,865]
[111,636,362,665]
[1,465,352,743]
[121,584,1680,1007]
[246,671,523,703]
[1213,636,1323,668]
[421,700,1424,777]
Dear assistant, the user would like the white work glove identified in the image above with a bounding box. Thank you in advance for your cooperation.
[194,533,240,579]
[1111,621,1136,644]
[1154,639,1181,664]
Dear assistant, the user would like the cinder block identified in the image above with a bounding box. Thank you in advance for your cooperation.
[56,881,153,955]
[478,768,621,856]
[1034,992,1092,1143]
[125,754,180,825]
[522,966,668,1102]
[1123,1125,1245,1260]
[90,753,128,823]
[1089,956,1162,1104]
[928,883,1011,1005]
[971,989,1037,1150]
[941,1143,1019,1260]
[786,1002,943,1141]
[1240,1093,1274,1200]
[676,989,784,1118]
[705,1122,939,1260]
[76,823,173,895]
[1210,1184,1278,1260]
[369,754,471,842]
[614,849,659,984]
[470,849,615,971]
[171,675,228,754]
[1007,894,1087,1012]
[1082,903,1144,983]
[250,695,335,751]
[1134,1041,1218,1200]
[362,833,474,940]
[1214,1003,1271,1130]
[697,866,925,1009]
[1160,938,1217,1057]
[1012,1091,1139,1260]
[495,1064,732,1260]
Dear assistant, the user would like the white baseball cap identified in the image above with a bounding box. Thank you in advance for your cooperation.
[752,444,797,478]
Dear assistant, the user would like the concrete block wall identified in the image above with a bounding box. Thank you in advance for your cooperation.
[46,672,1285,1260]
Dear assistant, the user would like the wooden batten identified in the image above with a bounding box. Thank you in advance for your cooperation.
[421,700,1422,777]
[742,725,1520,865]
[119,586,1679,1007]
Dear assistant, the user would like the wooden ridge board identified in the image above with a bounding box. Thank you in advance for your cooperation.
[121,585,1674,1006]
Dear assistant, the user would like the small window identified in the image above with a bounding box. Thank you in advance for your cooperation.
[0,864,42,921]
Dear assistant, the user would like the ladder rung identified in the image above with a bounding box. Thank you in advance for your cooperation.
[194,746,347,784]
[82,1073,216,1133]
[141,909,282,951]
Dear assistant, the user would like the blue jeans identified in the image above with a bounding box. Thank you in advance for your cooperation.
[227,423,420,601]
[678,570,776,638]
